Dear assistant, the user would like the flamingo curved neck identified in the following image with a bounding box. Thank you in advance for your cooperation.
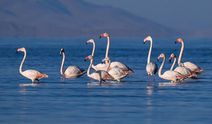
[60,52,65,75]
[147,40,153,64]
[87,59,94,78]
[91,42,96,57]
[90,42,98,69]
[19,51,26,74]
[170,58,176,71]
[158,57,165,78]
[105,36,110,64]
[178,41,184,66]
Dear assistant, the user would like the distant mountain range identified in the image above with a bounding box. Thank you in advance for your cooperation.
[0,0,178,37]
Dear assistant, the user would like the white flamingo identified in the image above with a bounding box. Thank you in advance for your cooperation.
[60,48,85,78]
[86,39,110,71]
[84,55,114,83]
[144,36,158,76]
[100,32,133,74]
[175,38,203,74]
[17,47,48,83]
[86,39,127,81]
[157,53,185,83]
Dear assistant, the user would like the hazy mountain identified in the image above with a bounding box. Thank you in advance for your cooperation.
[0,0,178,37]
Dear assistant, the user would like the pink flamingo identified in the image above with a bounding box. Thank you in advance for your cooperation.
[175,38,203,74]
[17,47,48,83]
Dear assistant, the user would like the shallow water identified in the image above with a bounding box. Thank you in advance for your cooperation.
[0,38,211,124]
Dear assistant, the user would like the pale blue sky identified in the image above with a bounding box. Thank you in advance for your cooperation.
[85,0,212,32]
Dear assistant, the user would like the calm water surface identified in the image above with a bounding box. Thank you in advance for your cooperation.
[0,38,211,124]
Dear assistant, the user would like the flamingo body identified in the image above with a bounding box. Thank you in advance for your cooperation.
[174,66,191,77]
[146,62,158,75]
[92,63,109,71]
[63,66,85,78]
[109,61,133,74]
[108,67,128,81]
[21,70,48,82]
[183,62,203,73]
[160,70,182,82]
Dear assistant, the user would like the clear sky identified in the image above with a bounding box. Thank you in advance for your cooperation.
[85,0,212,32]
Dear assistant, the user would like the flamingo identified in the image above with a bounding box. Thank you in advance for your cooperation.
[175,38,203,74]
[157,53,185,83]
[84,55,114,83]
[60,48,85,78]
[86,39,127,81]
[144,36,158,76]
[99,32,133,74]
[86,39,110,71]
[17,47,48,83]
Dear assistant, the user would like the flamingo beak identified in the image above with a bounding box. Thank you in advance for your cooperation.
[84,56,88,61]
[175,41,177,44]
[99,36,102,39]
[169,58,172,63]
[60,49,65,55]
[157,56,161,61]
[101,58,105,63]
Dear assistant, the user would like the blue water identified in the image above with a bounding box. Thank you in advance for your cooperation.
[0,38,211,124]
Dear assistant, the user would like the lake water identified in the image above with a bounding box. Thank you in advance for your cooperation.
[0,37,211,124]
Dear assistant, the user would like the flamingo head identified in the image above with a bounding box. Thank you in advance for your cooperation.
[99,32,110,38]
[175,38,184,44]
[144,35,152,44]
[169,53,176,62]
[86,39,95,44]
[84,55,93,61]
[60,48,65,55]
[17,47,26,52]
[157,53,165,61]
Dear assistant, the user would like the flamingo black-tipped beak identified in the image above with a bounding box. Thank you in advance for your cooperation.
[99,36,102,39]
[169,59,172,63]
[175,41,177,44]
[84,57,88,61]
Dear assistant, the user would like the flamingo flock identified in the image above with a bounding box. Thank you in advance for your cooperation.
[17,33,203,84]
